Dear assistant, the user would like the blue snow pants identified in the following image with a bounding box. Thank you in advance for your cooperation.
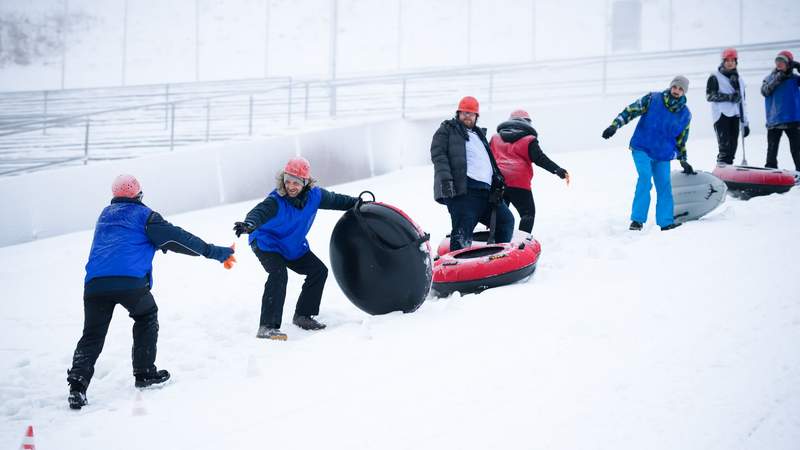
[630,149,674,227]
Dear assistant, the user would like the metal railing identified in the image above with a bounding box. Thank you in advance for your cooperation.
[1,39,798,176]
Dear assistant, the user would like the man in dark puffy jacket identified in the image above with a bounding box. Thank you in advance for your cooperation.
[761,50,800,171]
[602,76,694,232]
[430,96,514,251]
[67,174,235,410]
[233,157,359,341]
[489,109,569,233]
[707,47,750,165]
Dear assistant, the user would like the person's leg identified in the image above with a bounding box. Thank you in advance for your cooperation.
[785,126,800,171]
[446,191,484,251]
[765,128,782,168]
[287,250,328,318]
[118,290,159,375]
[252,246,289,328]
[652,159,674,228]
[492,201,516,243]
[506,187,535,233]
[630,150,654,224]
[68,293,117,387]
[715,115,740,164]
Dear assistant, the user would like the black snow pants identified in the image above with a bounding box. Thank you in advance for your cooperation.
[68,287,159,386]
[503,187,536,233]
[714,114,741,165]
[252,245,328,328]
[765,126,800,171]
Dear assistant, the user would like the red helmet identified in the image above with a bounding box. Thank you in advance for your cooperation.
[284,156,311,179]
[721,47,738,60]
[509,109,531,121]
[776,50,794,63]
[111,174,141,198]
[457,96,479,114]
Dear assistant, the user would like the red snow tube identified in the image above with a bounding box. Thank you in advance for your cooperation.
[711,164,795,199]
[431,234,541,297]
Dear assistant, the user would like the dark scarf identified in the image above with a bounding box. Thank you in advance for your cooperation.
[718,64,741,91]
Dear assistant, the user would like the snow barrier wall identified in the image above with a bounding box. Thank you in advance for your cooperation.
[0,91,765,247]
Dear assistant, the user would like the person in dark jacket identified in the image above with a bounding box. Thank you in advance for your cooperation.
[761,50,800,171]
[67,174,235,410]
[233,157,358,341]
[602,76,695,232]
[707,47,750,165]
[489,109,570,233]
[430,96,514,251]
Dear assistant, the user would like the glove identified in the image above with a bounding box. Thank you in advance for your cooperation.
[206,244,235,263]
[680,160,697,175]
[233,221,255,237]
[223,243,237,269]
[602,125,617,139]
[488,185,505,205]
[743,125,750,138]
[440,179,455,199]
[728,92,741,103]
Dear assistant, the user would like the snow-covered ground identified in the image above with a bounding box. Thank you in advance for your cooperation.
[2,135,799,449]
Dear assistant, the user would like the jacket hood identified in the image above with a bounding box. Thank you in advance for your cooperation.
[496,119,538,143]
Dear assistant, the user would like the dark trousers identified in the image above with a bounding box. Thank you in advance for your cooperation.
[252,245,328,328]
[714,114,741,165]
[446,188,515,251]
[503,187,536,233]
[766,126,800,171]
[68,287,159,386]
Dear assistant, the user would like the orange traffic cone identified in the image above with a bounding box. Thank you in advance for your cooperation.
[20,425,35,450]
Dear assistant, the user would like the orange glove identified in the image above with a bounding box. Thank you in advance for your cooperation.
[223,243,236,270]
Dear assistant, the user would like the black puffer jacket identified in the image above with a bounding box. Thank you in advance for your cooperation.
[430,117,504,203]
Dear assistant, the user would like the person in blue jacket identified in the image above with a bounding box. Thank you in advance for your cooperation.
[602,75,696,231]
[66,174,235,410]
[233,157,359,341]
[761,50,800,171]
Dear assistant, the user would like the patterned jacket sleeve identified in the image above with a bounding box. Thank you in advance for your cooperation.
[611,93,652,128]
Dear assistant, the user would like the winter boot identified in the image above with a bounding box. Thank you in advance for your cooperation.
[292,314,327,331]
[660,223,682,231]
[256,326,288,340]
[67,371,88,410]
[629,221,643,231]
[134,367,171,388]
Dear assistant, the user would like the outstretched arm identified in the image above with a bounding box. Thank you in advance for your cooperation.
[528,139,565,175]
[145,212,233,262]
[319,188,359,210]
[611,93,652,128]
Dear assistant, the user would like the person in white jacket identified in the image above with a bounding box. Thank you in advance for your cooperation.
[706,47,749,165]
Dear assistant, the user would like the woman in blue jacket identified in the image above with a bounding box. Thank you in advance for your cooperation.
[602,76,696,231]
[67,174,235,410]
[233,157,359,341]
[761,50,800,171]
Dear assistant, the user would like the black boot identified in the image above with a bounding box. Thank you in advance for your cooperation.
[629,221,643,231]
[67,371,88,410]
[292,314,326,331]
[660,223,682,231]
[134,367,171,388]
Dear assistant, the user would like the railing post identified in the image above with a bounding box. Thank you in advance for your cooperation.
[401,77,407,119]
[488,72,494,112]
[83,119,90,165]
[329,81,336,118]
[169,103,176,151]
[602,55,608,97]
[205,99,211,142]
[287,78,293,126]
[164,84,171,129]
[304,82,310,121]
[248,95,254,136]
[42,91,49,135]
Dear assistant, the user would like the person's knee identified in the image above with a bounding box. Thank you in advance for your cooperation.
[268,267,288,283]
[519,215,534,233]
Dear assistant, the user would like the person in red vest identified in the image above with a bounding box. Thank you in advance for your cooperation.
[489,110,570,233]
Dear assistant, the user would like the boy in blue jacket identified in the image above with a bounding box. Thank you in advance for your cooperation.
[67,174,235,410]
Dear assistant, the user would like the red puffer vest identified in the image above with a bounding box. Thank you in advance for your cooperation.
[489,134,535,190]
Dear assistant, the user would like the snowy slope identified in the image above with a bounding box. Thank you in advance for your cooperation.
[1,136,799,449]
